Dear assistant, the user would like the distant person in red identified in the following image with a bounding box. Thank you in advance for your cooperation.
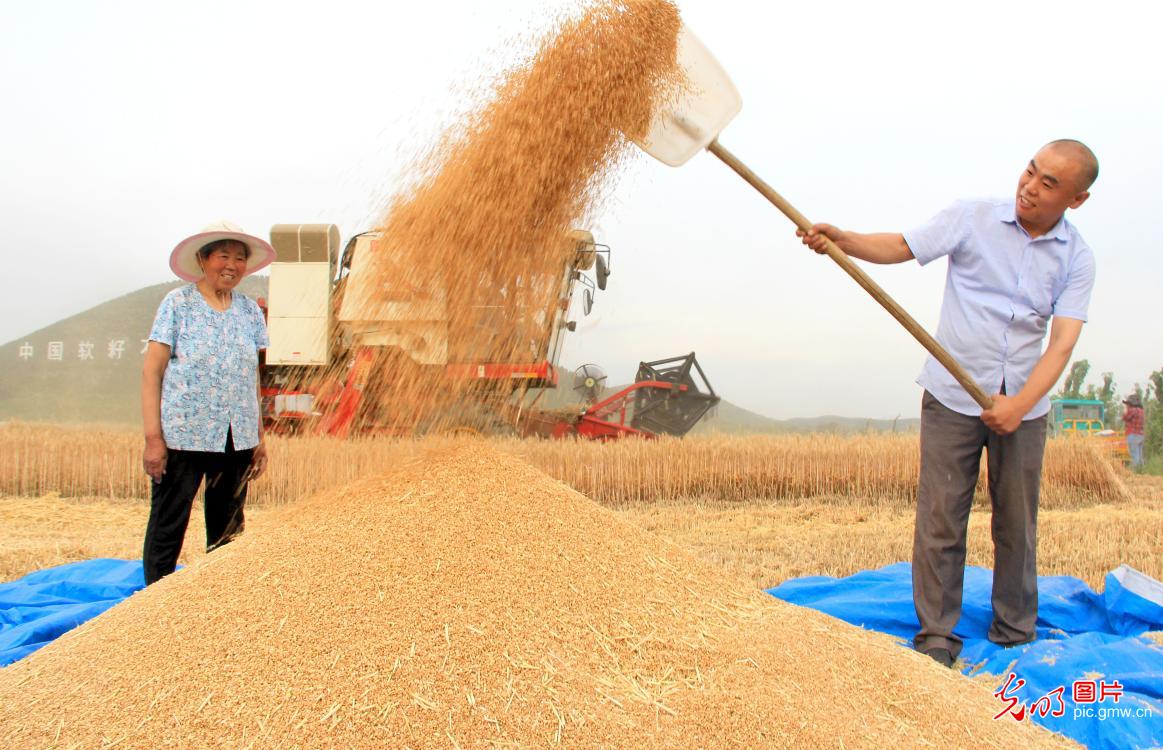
[140,221,276,585]
[1122,393,1145,471]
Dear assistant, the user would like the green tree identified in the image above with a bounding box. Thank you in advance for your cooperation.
[1059,359,1090,398]
[1098,372,1118,425]
[1146,368,1163,461]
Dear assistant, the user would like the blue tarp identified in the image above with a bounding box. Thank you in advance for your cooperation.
[0,559,144,666]
[769,562,1163,750]
[2,559,1159,749]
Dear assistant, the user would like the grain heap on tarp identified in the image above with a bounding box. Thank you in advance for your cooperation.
[0,444,1076,748]
[308,0,683,433]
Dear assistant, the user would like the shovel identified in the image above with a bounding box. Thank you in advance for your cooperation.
[633,25,992,410]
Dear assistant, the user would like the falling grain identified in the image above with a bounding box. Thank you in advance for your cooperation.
[292,0,684,433]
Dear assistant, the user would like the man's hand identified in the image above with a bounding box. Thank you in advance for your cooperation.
[981,394,1026,435]
[796,223,844,255]
[250,441,268,481]
[143,436,167,484]
[795,226,912,264]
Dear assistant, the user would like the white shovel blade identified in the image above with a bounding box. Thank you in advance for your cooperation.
[634,24,742,167]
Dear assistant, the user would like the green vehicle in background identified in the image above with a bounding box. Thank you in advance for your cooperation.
[1049,397,1130,463]
[1049,398,1106,436]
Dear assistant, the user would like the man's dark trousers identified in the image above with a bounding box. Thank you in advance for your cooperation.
[142,434,254,585]
[912,391,1048,659]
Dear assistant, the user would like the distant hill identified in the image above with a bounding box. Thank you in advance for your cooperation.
[1,281,916,433]
[0,278,267,424]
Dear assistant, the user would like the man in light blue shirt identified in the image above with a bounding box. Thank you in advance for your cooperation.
[799,140,1098,668]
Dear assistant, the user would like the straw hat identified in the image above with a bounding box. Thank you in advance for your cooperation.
[169,221,276,282]
[1123,393,1142,408]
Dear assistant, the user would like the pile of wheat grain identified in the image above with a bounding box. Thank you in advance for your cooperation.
[0,443,1075,748]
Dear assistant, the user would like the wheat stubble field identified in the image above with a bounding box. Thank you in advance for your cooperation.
[2,422,1158,591]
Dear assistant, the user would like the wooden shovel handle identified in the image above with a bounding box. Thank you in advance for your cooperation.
[706,139,993,410]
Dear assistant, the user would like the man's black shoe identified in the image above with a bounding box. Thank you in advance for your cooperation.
[990,635,1036,649]
[923,647,954,668]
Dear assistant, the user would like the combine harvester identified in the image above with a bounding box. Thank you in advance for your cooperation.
[259,224,718,440]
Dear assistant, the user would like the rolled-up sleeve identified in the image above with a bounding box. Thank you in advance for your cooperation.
[903,201,971,267]
[148,291,178,347]
[1052,246,1095,321]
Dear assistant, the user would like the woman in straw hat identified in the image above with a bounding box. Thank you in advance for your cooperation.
[141,221,276,585]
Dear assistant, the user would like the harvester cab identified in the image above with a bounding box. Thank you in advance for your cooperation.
[259,224,340,423]
[260,224,610,436]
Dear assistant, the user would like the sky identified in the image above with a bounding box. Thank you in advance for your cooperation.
[2,0,1160,420]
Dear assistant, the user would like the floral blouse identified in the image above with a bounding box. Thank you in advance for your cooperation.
[148,284,268,452]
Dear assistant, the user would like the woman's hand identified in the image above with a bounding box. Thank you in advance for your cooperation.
[141,341,171,485]
[144,436,168,483]
[250,441,268,480]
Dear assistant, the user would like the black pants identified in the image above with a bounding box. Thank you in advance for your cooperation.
[142,431,254,585]
[912,391,1047,659]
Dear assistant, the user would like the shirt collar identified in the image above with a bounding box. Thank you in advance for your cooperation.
[998,200,1070,242]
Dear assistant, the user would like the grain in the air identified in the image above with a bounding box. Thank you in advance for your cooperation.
[302,0,683,432]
